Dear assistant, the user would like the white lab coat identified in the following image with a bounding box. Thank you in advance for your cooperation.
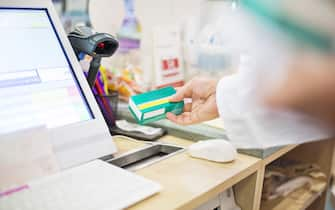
[206,0,335,149]
[215,63,331,149]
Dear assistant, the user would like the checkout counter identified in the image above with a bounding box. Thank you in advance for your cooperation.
[112,115,335,210]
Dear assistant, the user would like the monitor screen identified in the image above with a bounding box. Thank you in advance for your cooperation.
[0,8,93,134]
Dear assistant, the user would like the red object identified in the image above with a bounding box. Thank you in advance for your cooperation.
[97,42,105,49]
[162,58,179,70]
[174,59,179,68]
[162,60,168,70]
[163,72,179,78]
[157,80,184,89]
[0,185,29,198]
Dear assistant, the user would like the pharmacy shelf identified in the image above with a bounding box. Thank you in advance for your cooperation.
[260,179,327,210]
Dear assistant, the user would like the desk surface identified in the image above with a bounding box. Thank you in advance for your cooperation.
[113,135,261,210]
[119,109,294,159]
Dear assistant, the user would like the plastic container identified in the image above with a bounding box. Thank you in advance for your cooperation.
[95,92,119,127]
[183,0,239,79]
[112,0,142,70]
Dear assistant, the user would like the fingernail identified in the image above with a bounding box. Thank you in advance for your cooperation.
[184,98,192,104]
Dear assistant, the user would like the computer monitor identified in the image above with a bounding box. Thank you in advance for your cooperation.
[0,0,117,169]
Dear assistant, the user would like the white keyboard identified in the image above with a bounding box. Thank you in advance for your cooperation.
[0,160,161,210]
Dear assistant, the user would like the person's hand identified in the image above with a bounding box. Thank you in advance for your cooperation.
[166,76,219,125]
[266,56,335,128]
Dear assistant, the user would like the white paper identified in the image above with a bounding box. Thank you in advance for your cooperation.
[0,127,59,190]
[153,25,185,87]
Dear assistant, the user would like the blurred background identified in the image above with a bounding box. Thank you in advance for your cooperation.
[51,0,239,101]
[51,1,335,209]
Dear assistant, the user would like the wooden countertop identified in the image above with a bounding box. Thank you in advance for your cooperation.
[113,135,261,210]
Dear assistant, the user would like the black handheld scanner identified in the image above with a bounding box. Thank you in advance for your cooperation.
[68,26,119,87]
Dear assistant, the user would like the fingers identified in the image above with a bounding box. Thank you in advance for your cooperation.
[183,102,192,112]
[169,82,193,102]
[166,112,201,125]
[166,112,191,125]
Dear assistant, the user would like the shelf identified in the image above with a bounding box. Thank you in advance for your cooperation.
[260,178,327,210]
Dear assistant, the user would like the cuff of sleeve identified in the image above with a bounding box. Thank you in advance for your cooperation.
[215,73,240,119]
[216,77,225,119]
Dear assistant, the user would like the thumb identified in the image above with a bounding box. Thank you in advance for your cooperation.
[170,85,192,102]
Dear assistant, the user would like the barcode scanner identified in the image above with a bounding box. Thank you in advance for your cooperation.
[68,26,119,88]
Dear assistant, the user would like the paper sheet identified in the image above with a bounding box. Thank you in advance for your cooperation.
[203,119,225,130]
[0,127,59,191]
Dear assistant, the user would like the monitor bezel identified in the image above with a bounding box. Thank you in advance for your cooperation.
[0,0,117,169]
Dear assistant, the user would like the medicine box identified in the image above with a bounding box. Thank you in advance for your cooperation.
[128,86,184,124]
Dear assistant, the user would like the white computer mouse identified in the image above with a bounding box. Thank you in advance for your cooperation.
[188,139,237,163]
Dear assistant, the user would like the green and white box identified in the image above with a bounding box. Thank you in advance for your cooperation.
[128,86,184,124]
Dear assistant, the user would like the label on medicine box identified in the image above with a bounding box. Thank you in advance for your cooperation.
[128,86,184,124]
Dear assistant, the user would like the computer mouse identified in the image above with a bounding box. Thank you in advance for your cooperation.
[188,139,237,163]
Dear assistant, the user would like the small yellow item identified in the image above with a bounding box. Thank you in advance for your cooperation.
[138,98,170,110]
[99,66,109,94]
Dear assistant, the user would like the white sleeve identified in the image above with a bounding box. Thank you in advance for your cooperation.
[216,74,241,121]
[215,71,331,149]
